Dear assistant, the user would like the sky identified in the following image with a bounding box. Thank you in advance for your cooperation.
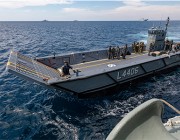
[0,0,180,21]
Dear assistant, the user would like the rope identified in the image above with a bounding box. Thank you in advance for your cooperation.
[160,99,180,114]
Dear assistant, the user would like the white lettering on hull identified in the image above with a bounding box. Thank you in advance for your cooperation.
[117,67,139,80]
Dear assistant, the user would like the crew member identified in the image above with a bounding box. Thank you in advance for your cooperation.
[116,46,121,59]
[172,44,177,53]
[165,39,170,51]
[148,43,153,56]
[177,43,180,50]
[136,42,139,53]
[61,61,73,76]
[139,42,144,53]
[108,46,112,59]
[132,42,136,53]
[111,47,116,59]
[122,44,128,59]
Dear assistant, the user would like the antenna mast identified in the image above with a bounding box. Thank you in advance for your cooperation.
[165,17,170,33]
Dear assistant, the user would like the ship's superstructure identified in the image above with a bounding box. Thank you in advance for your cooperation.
[146,17,170,51]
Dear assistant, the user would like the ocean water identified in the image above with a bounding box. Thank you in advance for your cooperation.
[0,21,180,140]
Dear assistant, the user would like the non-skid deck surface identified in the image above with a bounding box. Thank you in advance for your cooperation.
[71,52,150,76]
[7,51,61,82]
[71,51,180,79]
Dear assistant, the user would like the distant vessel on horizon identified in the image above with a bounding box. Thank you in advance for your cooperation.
[142,18,148,21]
[42,20,48,22]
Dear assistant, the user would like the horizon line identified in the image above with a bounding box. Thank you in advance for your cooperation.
[0,20,180,22]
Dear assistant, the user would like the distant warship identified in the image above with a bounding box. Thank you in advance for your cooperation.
[7,17,180,97]
[42,19,48,22]
[143,18,148,21]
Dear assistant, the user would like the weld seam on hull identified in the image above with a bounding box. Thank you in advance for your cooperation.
[106,73,119,84]
[162,58,167,66]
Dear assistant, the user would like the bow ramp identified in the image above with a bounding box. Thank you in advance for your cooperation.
[6,51,61,85]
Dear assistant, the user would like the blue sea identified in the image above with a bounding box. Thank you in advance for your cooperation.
[0,21,180,140]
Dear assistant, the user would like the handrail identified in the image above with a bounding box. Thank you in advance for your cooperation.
[160,99,180,114]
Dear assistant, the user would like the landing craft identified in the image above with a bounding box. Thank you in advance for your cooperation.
[6,17,180,98]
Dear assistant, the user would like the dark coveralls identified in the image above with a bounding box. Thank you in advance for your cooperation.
[116,47,121,59]
[122,44,128,59]
[108,46,112,59]
[148,43,153,56]
[111,47,116,59]
[62,62,73,75]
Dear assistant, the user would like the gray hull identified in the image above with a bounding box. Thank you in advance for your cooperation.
[6,50,180,97]
[53,53,180,96]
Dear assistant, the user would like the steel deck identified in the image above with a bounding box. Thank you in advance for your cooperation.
[71,52,177,78]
